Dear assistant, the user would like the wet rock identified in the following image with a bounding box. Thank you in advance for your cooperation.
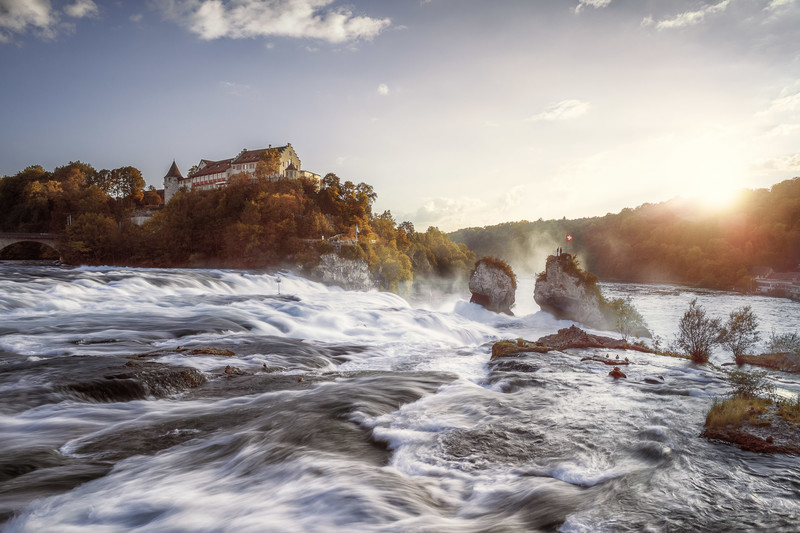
[736,353,800,373]
[310,253,374,291]
[644,376,665,384]
[491,339,549,360]
[223,365,246,376]
[489,326,656,370]
[469,257,516,315]
[187,348,235,357]
[67,362,207,402]
[702,426,800,455]
[609,367,627,379]
[536,325,655,354]
[580,355,630,366]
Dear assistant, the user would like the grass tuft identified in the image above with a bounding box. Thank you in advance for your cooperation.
[705,396,772,429]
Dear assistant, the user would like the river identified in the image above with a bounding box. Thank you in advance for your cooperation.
[1,264,799,532]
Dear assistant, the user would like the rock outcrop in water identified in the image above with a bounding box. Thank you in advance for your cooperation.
[534,253,614,331]
[469,257,516,315]
[703,405,800,456]
[491,326,657,360]
[310,253,374,291]
[67,361,207,402]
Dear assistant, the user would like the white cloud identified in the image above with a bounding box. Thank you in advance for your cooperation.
[130,13,143,23]
[377,83,389,96]
[155,0,391,43]
[0,0,56,42]
[220,81,251,96]
[0,0,97,42]
[759,152,800,171]
[769,124,800,136]
[764,91,800,114]
[64,0,98,19]
[574,0,612,14]
[654,0,731,30]
[529,99,590,121]
[412,196,486,230]
[766,0,796,10]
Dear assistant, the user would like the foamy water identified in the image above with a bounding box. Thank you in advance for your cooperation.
[1,264,799,532]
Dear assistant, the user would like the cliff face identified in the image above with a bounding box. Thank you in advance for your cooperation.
[469,259,515,315]
[312,254,374,291]
[533,254,612,331]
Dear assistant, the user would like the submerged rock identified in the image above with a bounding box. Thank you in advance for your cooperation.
[469,257,516,315]
[67,361,206,402]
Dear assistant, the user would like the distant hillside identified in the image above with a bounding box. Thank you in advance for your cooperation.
[450,178,800,291]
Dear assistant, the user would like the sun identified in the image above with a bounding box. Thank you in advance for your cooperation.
[684,179,742,212]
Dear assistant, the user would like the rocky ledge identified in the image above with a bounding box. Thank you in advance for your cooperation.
[491,325,657,360]
[67,361,207,402]
[702,408,800,456]
[309,253,374,291]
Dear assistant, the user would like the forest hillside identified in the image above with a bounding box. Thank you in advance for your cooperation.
[450,178,800,291]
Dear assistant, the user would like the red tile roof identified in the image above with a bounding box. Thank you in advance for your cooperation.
[163,160,183,179]
[232,145,288,165]
[188,159,232,179]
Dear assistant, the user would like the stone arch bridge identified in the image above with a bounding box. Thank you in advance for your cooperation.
[0,233,60,257]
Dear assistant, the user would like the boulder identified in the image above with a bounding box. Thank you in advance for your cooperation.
[469,257,516,315]
[608,367,627,379]
[534,253,612,330]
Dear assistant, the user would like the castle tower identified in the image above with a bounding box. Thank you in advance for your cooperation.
[163,160,183,204]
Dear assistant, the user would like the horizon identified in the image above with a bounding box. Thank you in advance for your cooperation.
[1,1,799,232]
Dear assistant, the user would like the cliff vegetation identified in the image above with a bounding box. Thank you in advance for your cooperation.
[0,163,474,291]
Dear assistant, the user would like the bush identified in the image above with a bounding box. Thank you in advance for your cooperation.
[719,305,760,363]
[767,331,800,354]
[606,297,650,341]
[676,298,722,363]
[724,369,775,400]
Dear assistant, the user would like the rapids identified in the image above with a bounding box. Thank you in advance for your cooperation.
[1,264,799,532]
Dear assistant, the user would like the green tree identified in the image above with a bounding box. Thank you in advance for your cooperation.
[64,212,120,263]
[720,305,761,364]
[608,297,649,342]
[676,298,722,363]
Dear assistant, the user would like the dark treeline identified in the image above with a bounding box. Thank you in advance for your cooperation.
[0,162,474,291]
[0,162,161,233]
[451,177,800,291]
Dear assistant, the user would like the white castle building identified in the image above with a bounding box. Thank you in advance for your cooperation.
[163,143,312,203]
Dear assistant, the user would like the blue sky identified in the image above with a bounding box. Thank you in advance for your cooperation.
[1,0,799,231]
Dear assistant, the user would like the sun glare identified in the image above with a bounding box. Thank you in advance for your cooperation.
[684,181,742,212]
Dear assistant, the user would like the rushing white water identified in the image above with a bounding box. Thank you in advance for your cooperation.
[1,264,799,532]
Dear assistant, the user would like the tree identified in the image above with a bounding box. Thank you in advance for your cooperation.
[255,148,282,180]
[89,166,145,202]
[719,305,760,364]
[112,166,145,202]
[676,298,722,363]
[608,297,649,342]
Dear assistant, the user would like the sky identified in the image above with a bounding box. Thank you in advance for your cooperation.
[1,0,799,231]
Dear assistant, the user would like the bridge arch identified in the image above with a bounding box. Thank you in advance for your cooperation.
[0,233,61,260]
